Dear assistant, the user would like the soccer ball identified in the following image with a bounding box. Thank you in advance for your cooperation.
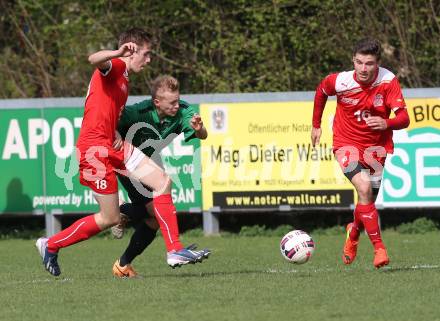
[280,230,315,264]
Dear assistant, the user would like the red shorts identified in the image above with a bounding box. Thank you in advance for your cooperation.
[77,142,139,194]
[334,145,386,182]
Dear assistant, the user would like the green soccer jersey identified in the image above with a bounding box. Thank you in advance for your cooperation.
[118,99,196,157]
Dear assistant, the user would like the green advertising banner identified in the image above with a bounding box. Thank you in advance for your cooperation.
[1,109,45,213]
[382,127,440,207]
[0,106,202,214]
[382,98,440,207]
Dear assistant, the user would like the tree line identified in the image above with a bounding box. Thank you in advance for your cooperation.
[1,0,439,98]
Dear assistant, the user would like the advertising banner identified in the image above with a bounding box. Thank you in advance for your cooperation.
[2,93,438,214]
[382,98,440,207]
[0,106,202,213]
[200,101,355,210]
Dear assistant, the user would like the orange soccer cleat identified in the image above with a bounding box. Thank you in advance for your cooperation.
[342,223,359,265]
[373,248,390,269]
[112,260,138,278]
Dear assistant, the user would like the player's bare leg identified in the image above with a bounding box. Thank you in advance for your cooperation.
[93,193,121,229]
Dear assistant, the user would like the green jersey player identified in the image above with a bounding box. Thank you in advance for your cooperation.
[112,75,209,278]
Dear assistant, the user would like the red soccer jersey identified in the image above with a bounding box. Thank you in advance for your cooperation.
[313,67,406,153]
[77,58,129,149]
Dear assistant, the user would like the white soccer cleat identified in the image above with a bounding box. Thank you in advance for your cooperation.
[36,237,48,259]
[35,237,61,276]
[167,244,211,268]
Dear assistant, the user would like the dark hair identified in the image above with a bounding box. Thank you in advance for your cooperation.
[118,28,152,48]
[151,75,179,99]
[352,38,381,60]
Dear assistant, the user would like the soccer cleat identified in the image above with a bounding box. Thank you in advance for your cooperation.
[36,237,61,276]
[36,237,47,258]
[167,248,199,268]
[167,246,211,268]
[342,223,359,265]
[186,243,211,261]
[196,248,211,261]
[111,213,129,239]
[373,248,390,269]
[112,260,138,278]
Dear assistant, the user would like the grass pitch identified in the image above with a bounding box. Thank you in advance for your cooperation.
[1,231,439,321]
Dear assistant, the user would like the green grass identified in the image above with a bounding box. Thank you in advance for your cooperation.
[1,231,440,321]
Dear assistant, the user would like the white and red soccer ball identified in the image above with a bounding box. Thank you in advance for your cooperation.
[280,230,315,264]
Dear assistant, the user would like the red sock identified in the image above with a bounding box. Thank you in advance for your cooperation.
[357,203,385,250]
[47,215,101,253]
[153,194,183,252]
[349,205,364,241]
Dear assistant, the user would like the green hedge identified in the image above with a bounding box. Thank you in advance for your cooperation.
[1,0,439,98]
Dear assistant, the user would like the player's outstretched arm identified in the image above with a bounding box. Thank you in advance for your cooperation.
[191,113,208,139]
[312,74,337,128]
[88,42,138,70]
[311,78,331,147]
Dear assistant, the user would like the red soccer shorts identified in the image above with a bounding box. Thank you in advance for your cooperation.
[334,145,386,186]
[77,142,144,194]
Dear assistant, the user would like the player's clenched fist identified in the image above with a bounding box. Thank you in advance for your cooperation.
[118,42,138,57]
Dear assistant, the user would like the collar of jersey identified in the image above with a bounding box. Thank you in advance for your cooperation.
[145,99,180,125]
[151,105,174,125]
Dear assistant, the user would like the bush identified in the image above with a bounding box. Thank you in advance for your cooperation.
[239,225,267,237]
[182,228,204,237]
[312,225,345,236]
[0,228,45,240]
[270,225,295,237]
[396,218,438,234]
[237,225,295,237]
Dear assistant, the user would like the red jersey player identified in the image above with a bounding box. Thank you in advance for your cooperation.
[36,29,207,277]
[311,38,410,269]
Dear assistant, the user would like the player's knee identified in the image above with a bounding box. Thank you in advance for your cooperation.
[109,214,121,226]
[153,173,172,193]
[357,184,372,202]
[97,211,121,228]
[104,216,120,228]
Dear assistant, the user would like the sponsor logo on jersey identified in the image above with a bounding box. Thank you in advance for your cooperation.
[373,94,384,107]
[340,97,360,105]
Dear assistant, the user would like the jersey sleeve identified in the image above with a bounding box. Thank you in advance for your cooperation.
[179,102,197,142]
[386,108,410,130]
[100,58,125,81]
[313,73,337,128]
[385,77,406,112]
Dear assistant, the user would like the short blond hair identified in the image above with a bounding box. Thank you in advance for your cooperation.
[151,75,179,99]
